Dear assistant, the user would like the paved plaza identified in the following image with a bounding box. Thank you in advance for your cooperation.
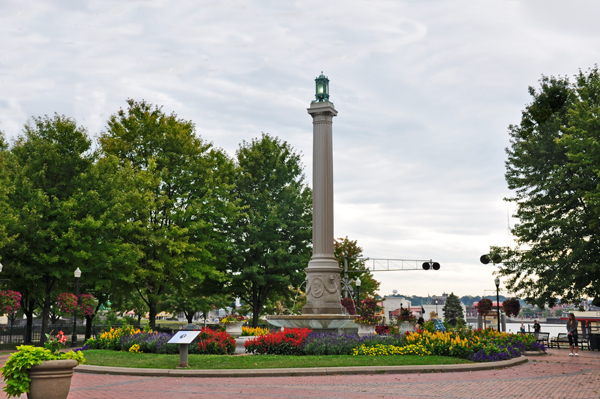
[4,349,600,398]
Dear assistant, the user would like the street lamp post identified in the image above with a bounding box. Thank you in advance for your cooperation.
[72,268,81,347]
[435,299,438,316]
[355,277,361,315]
[494,277,501,332]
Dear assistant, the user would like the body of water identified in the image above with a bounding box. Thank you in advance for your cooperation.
[468,322,568,338]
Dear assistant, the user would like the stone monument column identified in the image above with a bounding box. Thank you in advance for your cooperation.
[302,73,344,315]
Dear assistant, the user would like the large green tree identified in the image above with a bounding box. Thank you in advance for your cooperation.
[442,292,465,326]
[333,236,380,299]
[0,132,17,259]
[495,67,600,307]
[229,133,312,327]
[2,115,95,343]
[99,99,238,329]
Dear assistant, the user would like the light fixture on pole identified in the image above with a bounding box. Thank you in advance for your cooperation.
[435,298,438,316]
[355,277,361,315]
[494,276,501,332]
[313,72,330,103]
[72,268,81,347]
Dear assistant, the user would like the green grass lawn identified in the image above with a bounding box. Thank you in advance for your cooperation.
[82,350,471,369]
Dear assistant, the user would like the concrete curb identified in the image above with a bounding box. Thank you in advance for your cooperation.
[75,356,528,378]
[523,351,547,356]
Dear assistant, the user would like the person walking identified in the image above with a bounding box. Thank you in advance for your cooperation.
[567,313,579,356]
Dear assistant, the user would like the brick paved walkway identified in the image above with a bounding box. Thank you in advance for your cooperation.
[5,349,600,398]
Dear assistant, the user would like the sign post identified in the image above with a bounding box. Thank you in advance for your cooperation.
[167,331,201,368]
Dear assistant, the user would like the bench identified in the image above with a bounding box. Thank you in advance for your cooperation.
[550,333,590,350]
[551,333,569,349]
[533,332,550,347]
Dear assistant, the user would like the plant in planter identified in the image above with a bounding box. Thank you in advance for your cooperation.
[220,314,247,324]
[1,331,85,399]
[395,308,417,333]
[354,297,382,336]
[476,299,493,327]
[220,314,247,338]
[502,298,520,318]
[0,290,21,317]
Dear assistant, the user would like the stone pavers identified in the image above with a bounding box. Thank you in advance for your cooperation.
[4,349,600,398]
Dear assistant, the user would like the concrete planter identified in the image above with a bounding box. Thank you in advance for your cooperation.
[357,323,376,337]
[224,321,244,338]
[399,321,415,334]
[235,336,252,354]
[27,359,78,399]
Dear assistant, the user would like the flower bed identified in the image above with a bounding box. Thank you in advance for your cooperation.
[353,343,431,356]
[244,327,543,362]
[404,328,544,361]
[83,325,236,355]
[244,328,311,355]
[303,332,405,355]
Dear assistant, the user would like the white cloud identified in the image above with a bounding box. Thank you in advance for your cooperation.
[0,0,596,296]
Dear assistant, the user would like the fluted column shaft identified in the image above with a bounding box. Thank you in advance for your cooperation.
[303,102,343,315]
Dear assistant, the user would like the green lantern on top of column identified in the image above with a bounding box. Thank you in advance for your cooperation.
[313,72,330,103]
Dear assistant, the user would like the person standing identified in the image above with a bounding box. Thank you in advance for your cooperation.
[533,320,541,333]
[567,313,579,356]
[520,322,526,333]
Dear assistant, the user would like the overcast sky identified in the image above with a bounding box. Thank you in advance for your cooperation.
[1,0,599,298]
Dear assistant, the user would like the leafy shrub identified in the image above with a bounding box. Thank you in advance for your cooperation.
[244,328,311,355]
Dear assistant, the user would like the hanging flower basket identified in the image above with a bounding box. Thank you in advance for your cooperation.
[0,291,21,316]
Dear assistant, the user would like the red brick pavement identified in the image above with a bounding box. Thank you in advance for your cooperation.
[5,349,600,398]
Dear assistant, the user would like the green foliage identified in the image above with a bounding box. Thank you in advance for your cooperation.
[442,293,465,326]
[498,67,600,306]
[1,346,84,398]
[2,114,95,343]
[99,99,239,328]
[334,236,380,298]
[230,133,312,326]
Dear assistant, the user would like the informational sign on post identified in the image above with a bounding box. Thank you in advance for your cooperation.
[168,331,201,368]
[167,331,200,345]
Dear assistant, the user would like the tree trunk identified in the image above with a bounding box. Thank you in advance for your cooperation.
[148,302,157,330]
[22,296,35,344]
[39,275,55,345]
[40,295,51,345]
[186,311,194,324]
[85,314,94,340]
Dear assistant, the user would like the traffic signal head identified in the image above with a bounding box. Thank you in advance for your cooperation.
[422,262,440,270]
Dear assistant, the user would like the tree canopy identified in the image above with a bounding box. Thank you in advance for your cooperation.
[229,133,312,327]
[441,292,464,326]
[494,67,600,308]
[99,99,239,328]
[333,236,380,299]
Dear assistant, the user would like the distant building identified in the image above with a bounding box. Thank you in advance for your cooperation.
[382,296,411,324]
